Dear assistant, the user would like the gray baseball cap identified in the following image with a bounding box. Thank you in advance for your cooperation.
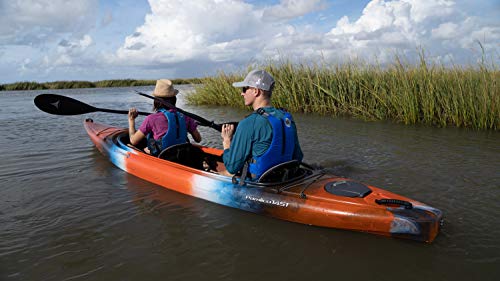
[232,69,275,91]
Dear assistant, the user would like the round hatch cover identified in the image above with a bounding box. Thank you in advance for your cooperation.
[324,180,372,198]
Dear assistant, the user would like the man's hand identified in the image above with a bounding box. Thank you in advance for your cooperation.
[221,123,235,150]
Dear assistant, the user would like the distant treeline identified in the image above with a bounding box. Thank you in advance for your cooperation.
[0,78,203,91]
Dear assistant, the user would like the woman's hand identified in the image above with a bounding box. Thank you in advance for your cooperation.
[128,107,139,121]
[128,107,139,145]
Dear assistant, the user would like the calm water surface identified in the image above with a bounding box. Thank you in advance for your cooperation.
[1,86,499,281]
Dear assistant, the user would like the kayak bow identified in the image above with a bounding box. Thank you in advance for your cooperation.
[84,119,443,242]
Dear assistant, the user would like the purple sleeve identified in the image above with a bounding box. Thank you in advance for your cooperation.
[138,115,153,135]
[185,116,198,133]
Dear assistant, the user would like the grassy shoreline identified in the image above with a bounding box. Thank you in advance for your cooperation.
[0,78,203,91]
[187,59,499,130]
[3,59,497,130]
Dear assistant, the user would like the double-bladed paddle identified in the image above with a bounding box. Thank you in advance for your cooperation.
[34,93,237,133]
[135,91,238,132]
[34,94,151,116]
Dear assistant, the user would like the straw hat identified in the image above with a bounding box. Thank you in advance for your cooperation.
[153,79,179,97]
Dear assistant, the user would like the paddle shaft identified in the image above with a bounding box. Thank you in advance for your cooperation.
[135,91,224,131]
[95,107,149,116]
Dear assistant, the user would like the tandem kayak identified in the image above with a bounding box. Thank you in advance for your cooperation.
[84,118,443,242]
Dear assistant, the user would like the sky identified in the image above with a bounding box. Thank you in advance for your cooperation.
[0,0,498,83]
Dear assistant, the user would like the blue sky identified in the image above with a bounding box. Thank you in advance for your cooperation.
[0,0,498,83]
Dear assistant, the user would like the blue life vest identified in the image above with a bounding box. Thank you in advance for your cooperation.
[147,109,187,155]
[248,109,296,179]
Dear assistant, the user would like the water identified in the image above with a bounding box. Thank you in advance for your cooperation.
[1,86,499,281]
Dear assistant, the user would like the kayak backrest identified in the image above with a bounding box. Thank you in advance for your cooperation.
[158,143,205,170]
[257,160,302,183]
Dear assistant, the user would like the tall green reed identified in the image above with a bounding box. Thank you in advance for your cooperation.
[187,57,499,130]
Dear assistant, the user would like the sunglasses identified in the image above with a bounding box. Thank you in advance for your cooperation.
[242,86,250,93]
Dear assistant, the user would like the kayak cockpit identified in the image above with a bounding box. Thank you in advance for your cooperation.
[114,132,314,186]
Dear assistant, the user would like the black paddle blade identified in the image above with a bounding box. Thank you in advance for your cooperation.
[34,94,98,115]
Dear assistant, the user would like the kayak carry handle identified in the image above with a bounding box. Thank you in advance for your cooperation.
[375,199,413,209]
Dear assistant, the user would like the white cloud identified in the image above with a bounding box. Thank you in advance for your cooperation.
[16,34,94,72]
[462,25,500,52]
[113,0,499,72]
[58,35,93,54]
[0,0,98,45]
[113,0,331,67]
[1,0,498,83]
[114,0,285,65]
[52,35,93,66]
[406,0,456,23]
[53,54,73,66]
[432,22,459,40]
[322,0,499,63]
[262,0,327,21]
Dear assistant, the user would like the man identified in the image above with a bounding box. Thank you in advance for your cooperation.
[221,69,303,180]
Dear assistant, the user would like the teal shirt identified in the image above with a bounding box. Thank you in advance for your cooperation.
[222,107,303,175]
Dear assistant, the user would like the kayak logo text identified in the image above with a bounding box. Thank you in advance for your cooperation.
[245,195,289,208]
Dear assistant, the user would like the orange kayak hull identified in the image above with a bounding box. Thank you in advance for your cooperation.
[84,119,443,242]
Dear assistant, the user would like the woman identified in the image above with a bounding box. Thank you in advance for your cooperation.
[128,79,201,155]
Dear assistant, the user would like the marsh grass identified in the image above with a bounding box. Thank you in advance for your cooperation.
[187,58,499,130]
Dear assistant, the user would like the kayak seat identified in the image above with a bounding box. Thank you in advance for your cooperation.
[257,160,301,183]
[158,143,205,170]
[118,133,148,152]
